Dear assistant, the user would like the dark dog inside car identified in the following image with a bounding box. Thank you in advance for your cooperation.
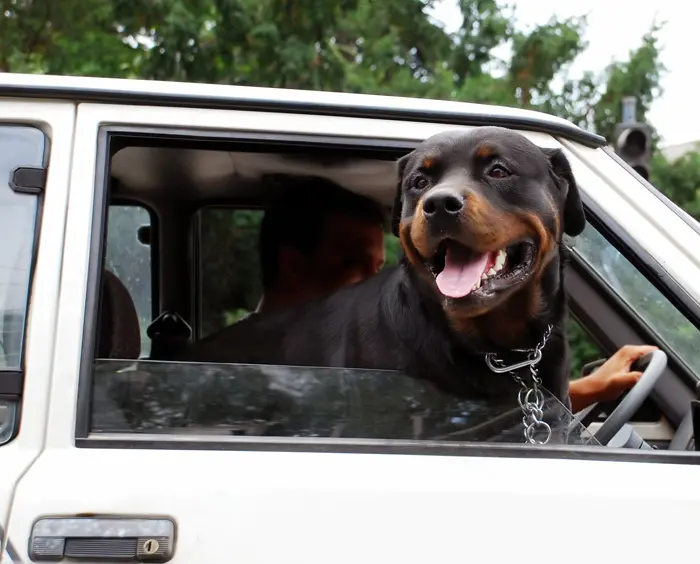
[184,126,586,409]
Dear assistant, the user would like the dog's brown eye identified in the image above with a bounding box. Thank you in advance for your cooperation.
[488,165,511,179]
[414,176,429,190]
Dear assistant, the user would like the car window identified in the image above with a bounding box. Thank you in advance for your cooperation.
[0,125,45,370]
[197,210,418,339]
[85,133,700,459]
[105,205,153,357]
[196,207,265,339]
[0,124,46,446]
[572,223,700,377]
[95,211,603,447]
[91,358,597,445]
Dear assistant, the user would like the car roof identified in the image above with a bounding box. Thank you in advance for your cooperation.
[0,73,606,148]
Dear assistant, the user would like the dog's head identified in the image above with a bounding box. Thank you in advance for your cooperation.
[391,126,585,329]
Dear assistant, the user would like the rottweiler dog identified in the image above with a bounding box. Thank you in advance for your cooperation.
[184,126,586,408]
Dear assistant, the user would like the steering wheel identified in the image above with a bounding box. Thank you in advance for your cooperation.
[575,350,668,445]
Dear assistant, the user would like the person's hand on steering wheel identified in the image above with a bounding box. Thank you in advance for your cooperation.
[570,344,659,413]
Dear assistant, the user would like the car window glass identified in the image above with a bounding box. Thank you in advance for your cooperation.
[0,125,44,370]
[105,205,153,357]
[571,223,700,377]
[198,212,420,340]
[197,208,265,339]
[91,359,598,446]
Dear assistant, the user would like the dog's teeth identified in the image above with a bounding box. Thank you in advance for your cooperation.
[495,250,506,270]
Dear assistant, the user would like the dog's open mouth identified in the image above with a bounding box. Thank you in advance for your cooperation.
[427,239,536,299]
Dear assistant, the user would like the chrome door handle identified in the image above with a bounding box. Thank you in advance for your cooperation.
[29,516,175,562]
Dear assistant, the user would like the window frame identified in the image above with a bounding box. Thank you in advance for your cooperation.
[0,124,50,400]
[74,123,700,466]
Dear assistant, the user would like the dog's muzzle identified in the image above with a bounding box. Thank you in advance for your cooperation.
[422,188,465,232]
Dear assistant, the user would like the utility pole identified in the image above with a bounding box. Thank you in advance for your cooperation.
[612,96,652,181]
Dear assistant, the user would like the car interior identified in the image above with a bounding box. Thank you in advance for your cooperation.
[90,130,700,451]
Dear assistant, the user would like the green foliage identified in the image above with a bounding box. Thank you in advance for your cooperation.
[509,16,588,108]
[566,315,603,380]
[7,0,700,378]
[651,151,700,220]
[592,23,666,142]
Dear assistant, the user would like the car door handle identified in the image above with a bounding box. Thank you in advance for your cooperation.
[29,516,175,562]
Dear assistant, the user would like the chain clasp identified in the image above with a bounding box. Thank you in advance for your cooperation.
[482,324,554,445]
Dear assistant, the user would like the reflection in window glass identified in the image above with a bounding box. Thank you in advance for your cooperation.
[91,360,598,445]
[105,206,153,357]
[197,208,264,338]
[0,125,44,370]
[572,223,700,377]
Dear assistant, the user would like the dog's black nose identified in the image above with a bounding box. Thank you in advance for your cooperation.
[423,189,465,219]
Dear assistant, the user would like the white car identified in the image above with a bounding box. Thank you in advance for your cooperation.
[1,73,700,564]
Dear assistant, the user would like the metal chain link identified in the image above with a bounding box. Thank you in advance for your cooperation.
[484,324,554,445]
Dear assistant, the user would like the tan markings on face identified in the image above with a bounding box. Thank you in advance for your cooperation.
[519,212,556,278]
[475,144,495,159]
[460,192,532,251]
[422,155,438,169]
[408,198,434,258]
[443,211,558,346]
[398,176,564,347]
[400,201,430,278]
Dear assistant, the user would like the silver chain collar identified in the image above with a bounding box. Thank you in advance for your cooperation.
[483,324,554,445]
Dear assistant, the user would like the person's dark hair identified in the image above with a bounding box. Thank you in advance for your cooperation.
[259,176,386,289]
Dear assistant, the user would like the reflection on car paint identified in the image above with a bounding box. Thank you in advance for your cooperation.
[1,521,23,563]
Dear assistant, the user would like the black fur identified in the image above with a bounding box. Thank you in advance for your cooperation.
[184,127,586,407]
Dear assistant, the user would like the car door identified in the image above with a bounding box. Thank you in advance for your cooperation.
[5,99,700,564]
[0,101,75,562]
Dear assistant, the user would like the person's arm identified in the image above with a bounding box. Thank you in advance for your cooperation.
[570,344,659,413]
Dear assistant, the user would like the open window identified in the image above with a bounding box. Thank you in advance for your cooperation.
[77,127,700,460]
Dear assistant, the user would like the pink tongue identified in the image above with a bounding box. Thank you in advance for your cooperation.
[435,248,490,298]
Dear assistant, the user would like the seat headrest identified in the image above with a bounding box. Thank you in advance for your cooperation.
[97,269,141,359]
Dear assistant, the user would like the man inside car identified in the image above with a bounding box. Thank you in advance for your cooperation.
[249,177,657,413]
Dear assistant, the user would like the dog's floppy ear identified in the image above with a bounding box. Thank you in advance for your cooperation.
[540,147,586,237]
[390,153,410,237]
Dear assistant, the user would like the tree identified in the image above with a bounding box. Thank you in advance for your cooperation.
[651,152,700,220]
[4,0,698,393]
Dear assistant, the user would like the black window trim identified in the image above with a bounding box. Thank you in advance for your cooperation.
[75,125,700,465]
[0,124,50,399]
[75,434,700,465]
